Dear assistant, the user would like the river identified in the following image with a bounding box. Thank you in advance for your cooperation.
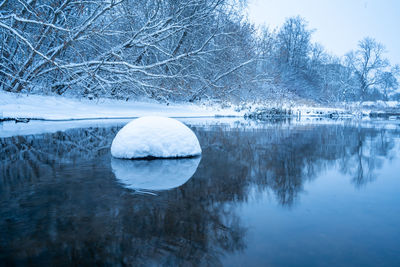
[1,119,400,266]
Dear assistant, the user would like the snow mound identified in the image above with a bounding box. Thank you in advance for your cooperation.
[111,116,202,159]
[111,157,200,191]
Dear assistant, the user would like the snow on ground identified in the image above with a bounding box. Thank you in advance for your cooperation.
[111,157,200,191]
[1,91,400,138]
[361,101,400,108]
[2,91,399,122]
[239,101,352,118]
[241,100,400,118]
[0,91,240,120]
[111,116,202,159]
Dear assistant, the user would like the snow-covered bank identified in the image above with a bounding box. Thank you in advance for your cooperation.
[242,101,400,120]
[2,92,400,122]
[0,91,240,121]
[244,106,353,120]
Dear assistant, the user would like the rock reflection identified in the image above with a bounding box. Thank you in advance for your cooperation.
[111,157,201,191]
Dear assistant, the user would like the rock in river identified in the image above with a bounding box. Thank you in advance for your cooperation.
[111,116,202,159]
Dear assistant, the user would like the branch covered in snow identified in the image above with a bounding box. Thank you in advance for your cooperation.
[0,0,259,102]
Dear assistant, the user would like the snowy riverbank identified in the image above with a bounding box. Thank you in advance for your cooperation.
[2,114,400,139]
[0,91,241,120]
[1,91,400,138]
[242,101,400,120]
[1,92,400,122]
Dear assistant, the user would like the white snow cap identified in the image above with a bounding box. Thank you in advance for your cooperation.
[111,157,200,191]
[111,116,202,159]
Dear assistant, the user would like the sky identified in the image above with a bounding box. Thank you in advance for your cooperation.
[247,0,400,65]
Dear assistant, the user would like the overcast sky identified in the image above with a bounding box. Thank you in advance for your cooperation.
[247,0,400,65]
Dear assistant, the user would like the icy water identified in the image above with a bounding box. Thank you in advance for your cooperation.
[1,119,400,266]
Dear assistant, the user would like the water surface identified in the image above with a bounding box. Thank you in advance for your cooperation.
[1,119,400,266]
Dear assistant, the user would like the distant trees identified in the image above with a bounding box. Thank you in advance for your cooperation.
[379,71,398,100]
[345,37,390,101]
[275,16,312,72]
[256,19,398,103]
[257,16,331,100]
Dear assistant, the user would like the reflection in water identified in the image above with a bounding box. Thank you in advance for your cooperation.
[111,157,201,191]
[192,123,398,206]
[0,121,399,265]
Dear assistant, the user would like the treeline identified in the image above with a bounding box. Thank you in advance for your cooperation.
[257,16,400,103]
[0,0,398,103]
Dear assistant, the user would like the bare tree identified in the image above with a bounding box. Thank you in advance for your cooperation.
[276,16,313,72]
[345,37,389,101]
[379,71,398,100]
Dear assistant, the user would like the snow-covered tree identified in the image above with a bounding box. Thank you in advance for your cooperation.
[345,37,390,101]
[275,16,313,72]
[378,71,398,100]
[0,0,256,101]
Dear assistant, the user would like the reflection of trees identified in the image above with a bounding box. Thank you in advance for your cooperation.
[193,123,398,206]
[0,122,398,265]
[0,126,245,266]
[0,127,119,200]
[337,128,396,188]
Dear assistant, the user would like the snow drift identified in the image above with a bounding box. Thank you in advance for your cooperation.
[111,116,202,159]
[111,157,201,191]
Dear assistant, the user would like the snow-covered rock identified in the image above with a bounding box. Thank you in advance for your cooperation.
[111,116,202,159]
[111,157,200,191]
